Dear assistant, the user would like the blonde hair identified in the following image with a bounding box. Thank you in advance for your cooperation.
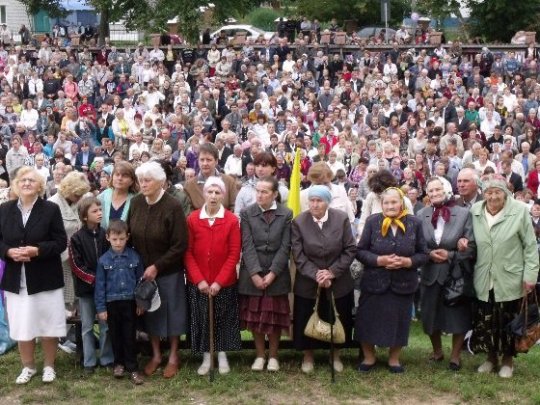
[12,166,46,197]
[57,171,90,199]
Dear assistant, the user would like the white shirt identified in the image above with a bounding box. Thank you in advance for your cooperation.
[200,204,225,226]
[224,154,242,177]
[312,209,329,229]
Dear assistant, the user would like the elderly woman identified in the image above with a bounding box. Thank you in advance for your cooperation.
[292,185,356,373]
[127,161,188,379]
[357,169,414,237]
[49,171,91,311]
[98,161,138,229]
[471,175,539,378]
[239,176,292,372]
[356,187,428,373]
[300,162,355,224]
[0,167,67,383]
[185,176,242,375]
[417,177,474,371]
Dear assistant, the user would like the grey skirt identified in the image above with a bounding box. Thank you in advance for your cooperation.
[144,271,187,338]
[420,282,472,335]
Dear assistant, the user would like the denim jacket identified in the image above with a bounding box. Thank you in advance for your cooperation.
[94,247,144,313]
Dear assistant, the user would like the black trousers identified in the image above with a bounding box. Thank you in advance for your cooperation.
[106,300,138,372]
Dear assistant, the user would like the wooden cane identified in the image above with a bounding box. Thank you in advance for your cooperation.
[329,290,336,384]
[209,293,215,382]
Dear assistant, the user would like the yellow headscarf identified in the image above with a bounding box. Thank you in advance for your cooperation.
[381,187,408,237]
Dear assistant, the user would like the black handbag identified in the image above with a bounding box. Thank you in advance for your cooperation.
[443,256,474,307]
[507,291,540,353]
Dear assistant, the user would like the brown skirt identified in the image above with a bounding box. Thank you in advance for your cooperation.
[239,294,290,335]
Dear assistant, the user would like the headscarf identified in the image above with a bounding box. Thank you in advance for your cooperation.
[308,185,332,204]
[381,187,408,237]
[430,176,455,228]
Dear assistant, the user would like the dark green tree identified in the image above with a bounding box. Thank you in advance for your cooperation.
[296,0,411,28]
[466,0,540,42]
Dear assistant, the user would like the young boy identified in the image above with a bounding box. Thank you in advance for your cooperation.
[69,197,112,373]
[94,220,145,385]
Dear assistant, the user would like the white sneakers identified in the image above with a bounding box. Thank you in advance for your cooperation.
[42,366,56,383]
[477,361,514,378]
[498,365,514,378]
[197,352,211,376]
[198,352,230,375]
[217,352,230,374]
[477,361,495,373]
[15,367,56,384]
[267,358,279,372]
[251,357,265,371]
[301,360,314,374]
[15,367,37,384]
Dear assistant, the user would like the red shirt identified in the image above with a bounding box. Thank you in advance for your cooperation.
[185,208,241,287]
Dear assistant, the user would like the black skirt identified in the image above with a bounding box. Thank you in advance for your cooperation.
[355,290,413,347]
[187,283,242,354]
[293,291,354,351]
[471,290,521,357]
[421,282,472,335]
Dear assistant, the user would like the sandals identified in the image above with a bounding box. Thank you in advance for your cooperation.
[16,367,37,384]
[42,366,56,383]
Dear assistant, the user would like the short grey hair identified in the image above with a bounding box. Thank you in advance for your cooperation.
[135,161,166,182]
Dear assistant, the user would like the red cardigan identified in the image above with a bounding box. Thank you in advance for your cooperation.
[185,208,241,287]
[527,170,540,196]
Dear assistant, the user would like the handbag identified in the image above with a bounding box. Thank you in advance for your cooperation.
[511,291,540,353]
[304,287,346,344]
[443,256,474,307]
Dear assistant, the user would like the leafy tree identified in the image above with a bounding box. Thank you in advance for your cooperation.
[296,0,411,28]
[466,0,540,42]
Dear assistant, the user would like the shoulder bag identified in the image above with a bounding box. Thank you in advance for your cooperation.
[304,287,346,344]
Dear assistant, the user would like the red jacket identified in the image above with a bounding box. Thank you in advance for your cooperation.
[185,208,241,287]
[527,170,540,195]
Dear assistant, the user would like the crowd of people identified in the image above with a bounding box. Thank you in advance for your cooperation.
[0,26,540,386]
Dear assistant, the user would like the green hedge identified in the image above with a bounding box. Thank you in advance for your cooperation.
[247,8,282,32]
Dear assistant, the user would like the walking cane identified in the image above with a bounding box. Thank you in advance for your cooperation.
[329,290,336,384]
[208,293,215,382]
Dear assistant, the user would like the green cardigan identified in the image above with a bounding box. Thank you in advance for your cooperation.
[97,188,136,229]
[471,198,539,303]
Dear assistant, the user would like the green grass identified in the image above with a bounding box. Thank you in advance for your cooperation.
[1,322,540,404]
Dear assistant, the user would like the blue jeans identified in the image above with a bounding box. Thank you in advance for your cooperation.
[79,296,114,367]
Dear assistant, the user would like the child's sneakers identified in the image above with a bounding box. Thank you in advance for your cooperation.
[130,371,144,385]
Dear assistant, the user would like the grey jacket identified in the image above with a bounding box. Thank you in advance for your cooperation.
[292,208,356,299]
[238,203,293,296]
[417,205,475,286]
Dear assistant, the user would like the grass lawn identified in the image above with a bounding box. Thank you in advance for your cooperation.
[1,322,540,404]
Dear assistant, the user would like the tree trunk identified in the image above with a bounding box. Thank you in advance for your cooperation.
[98,6,110,46]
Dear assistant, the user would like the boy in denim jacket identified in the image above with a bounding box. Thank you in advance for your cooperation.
[94,220,145,385]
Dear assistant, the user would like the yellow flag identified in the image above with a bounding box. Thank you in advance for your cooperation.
[287,148,301,217]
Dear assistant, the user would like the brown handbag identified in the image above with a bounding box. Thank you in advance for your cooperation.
[515,291,540,353]
[304,287,346,344]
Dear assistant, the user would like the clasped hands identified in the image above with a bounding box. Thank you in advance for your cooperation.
[430,238,469,264]
[378,254,412,269]
[316,269,334,288]
[7,246,38,262]
[251,271,276,290]
[197,280,222,296]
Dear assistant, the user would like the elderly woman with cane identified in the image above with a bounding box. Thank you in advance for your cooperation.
[185,176,242,376]
[292,185,356,374]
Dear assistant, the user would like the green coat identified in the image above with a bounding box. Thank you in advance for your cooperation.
[471,198,539,303]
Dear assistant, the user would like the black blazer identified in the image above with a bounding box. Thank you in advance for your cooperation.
[0,198,67,294]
